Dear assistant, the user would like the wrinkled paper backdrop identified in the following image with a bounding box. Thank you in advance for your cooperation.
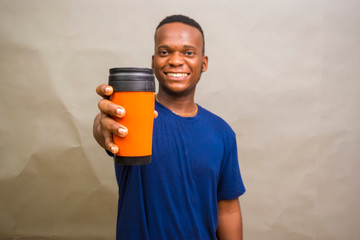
[0,0,359,239]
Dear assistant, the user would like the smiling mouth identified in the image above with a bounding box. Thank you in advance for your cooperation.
[165,72,189,78]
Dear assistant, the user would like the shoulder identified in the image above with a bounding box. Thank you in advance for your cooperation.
[198,105,236,138]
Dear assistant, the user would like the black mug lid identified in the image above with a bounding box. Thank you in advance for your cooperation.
[110,67,153,74]
[109,67,155,92]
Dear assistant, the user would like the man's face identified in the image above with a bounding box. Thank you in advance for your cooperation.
[152,22,208,97]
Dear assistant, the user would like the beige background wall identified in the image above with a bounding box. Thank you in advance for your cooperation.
[1,0,359,239]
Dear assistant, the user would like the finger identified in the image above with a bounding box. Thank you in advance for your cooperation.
[103,130,119,154]
[100,115,128,137]
[96,84,113,98]
[98,99,126,118]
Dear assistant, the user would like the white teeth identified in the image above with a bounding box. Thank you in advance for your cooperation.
[167,73,188,78]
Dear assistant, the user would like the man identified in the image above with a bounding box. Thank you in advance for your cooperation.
[93,15,245,239]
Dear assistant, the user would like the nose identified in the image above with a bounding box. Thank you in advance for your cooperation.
[168,52,184,66]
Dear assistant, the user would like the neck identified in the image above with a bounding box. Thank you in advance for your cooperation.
[156,91,198,117]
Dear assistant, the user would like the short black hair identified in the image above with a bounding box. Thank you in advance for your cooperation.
[155,14,205,54]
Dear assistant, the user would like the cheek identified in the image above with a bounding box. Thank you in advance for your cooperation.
[190,57,203,67]
[153,60,162,70]
[154,56,166,63]
[190,60,203,73]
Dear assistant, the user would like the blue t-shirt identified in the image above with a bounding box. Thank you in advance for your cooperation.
[114,101,245,240]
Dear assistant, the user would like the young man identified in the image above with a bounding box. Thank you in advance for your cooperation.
[94,15,245,240]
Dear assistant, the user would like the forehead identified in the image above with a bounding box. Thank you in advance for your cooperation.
[155,22,203,49]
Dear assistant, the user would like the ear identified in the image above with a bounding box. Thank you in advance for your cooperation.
[151,55,154,69]
[201,56,208,73]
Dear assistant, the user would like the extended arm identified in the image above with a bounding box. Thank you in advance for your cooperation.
[93,84,127,154]
[93,83,157,153]
[216,198,243,240]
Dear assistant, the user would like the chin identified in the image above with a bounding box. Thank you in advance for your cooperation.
[161,85,195,97]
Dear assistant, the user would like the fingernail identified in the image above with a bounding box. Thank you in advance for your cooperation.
[105,87,111,94]
[110,146,116,153]
[116,108,124,116]
[118,127,127,136]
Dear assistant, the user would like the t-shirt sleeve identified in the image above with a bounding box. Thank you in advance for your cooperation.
[217,135,246,200]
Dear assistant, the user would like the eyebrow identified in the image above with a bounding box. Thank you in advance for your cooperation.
[157,45,170,49]
[184,45,197,49]
[157,44,198,50]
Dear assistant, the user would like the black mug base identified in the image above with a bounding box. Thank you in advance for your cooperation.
[114,155,151,165]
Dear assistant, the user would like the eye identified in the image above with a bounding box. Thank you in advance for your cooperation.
[159,50,169,56]
[185,51,195,56]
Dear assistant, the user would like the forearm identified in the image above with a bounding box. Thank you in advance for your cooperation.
[216,199,243,240]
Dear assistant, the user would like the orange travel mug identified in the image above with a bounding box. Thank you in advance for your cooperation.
[108,67,155,165]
